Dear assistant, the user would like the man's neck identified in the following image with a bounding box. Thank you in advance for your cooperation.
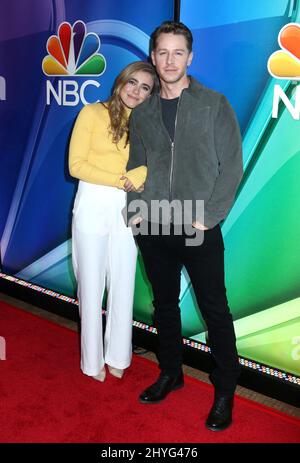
[160,75,190,99]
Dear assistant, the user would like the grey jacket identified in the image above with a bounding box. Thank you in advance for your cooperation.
[126,76,243,228]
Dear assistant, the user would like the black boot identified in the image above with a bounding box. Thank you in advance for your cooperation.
[139,371,184,404]
[205,395,234,431]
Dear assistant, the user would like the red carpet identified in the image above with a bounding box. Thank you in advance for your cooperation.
[0,300,299,443]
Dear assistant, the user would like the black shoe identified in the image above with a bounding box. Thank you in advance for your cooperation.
[205,395,234,431]
[139,371,184,404]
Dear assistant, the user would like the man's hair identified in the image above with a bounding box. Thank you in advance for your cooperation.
[151,21,193,52]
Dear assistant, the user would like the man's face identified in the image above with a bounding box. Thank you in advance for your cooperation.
[151,33,193,85]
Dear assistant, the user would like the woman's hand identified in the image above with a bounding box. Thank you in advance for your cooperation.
[136,184,144,193]
[120,176,145,193]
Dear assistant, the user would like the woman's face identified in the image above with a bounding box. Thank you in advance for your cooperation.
[120,70,154,109]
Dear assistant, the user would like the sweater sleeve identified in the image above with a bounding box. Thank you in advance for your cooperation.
[68,105,123,187]
[124,165,147,189]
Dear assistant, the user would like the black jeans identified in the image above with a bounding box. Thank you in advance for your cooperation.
[135,223,241,397]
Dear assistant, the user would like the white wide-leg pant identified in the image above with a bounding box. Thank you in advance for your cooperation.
[71,181,137,376]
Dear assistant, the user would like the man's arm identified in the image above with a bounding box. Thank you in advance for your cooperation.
[202,95,243,229]
[123,110,147,226]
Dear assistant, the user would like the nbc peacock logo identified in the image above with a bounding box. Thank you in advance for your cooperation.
[42,20,106,76]
[268,22,300,120]
[268,23,300,80]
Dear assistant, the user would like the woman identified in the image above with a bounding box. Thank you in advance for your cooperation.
[69,62,157,382]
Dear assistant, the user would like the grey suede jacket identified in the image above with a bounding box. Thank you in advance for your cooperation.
[125,76,243,228]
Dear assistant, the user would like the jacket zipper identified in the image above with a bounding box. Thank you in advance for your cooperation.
[169,93,182,202]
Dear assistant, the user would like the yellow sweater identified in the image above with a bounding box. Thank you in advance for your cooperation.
[69,103,146,189]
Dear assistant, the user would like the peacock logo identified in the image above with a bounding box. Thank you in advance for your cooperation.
[268,23,300,80]
[42,20,106,76]
[268,23,300,120]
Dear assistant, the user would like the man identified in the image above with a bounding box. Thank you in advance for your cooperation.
[125,21,243,431]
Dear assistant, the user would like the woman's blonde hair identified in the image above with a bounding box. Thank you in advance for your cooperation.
[104,61,158,146]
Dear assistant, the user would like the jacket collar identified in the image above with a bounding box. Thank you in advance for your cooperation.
[136,76,203,138]
[149,75,203,109]
[185,75,204,96]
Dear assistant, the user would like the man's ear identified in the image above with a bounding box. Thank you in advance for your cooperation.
[151,50,156,66]
[187,51,193,67]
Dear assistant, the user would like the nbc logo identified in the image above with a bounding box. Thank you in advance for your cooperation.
[43,20,106,106]
[268,23,300,120]
[0,76,6,101]
[268,23,300,80]
[42,20,106,76]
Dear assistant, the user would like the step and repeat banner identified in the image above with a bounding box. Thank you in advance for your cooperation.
[0,0,299,383]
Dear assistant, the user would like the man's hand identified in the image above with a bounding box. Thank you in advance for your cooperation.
[192,221,209,231]
[120,176,145,193]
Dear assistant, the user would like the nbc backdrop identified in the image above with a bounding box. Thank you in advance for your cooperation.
[0,0,299,381]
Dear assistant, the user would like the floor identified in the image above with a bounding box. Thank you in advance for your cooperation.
[1,292,299,419]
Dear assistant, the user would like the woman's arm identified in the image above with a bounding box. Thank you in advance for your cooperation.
[69,105,124,188]
[122,165,147,190]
